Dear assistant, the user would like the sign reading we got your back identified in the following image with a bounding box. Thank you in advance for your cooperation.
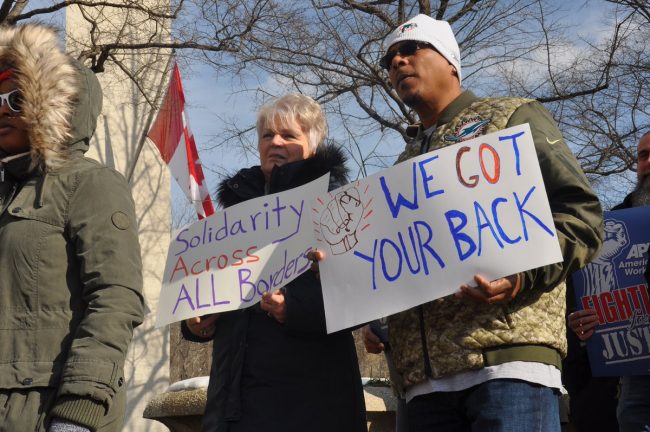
[313,124,563,333]
[155,174,329,327]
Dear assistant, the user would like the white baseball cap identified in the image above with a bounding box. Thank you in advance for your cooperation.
[384,14,461,84]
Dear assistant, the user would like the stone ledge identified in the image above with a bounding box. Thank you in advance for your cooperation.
[143,385,397,419]
[143,388,207,419]
[364,385,398,412]
[143,385,397,432]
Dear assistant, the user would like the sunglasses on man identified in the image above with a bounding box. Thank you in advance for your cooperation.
[379,41,435,71]
[0,89,22,113]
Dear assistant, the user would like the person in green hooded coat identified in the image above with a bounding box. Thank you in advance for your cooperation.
[0,24,144,432]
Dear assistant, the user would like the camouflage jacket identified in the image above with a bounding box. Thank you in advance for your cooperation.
[387,91,603,387]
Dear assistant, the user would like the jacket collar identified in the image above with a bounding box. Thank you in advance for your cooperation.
[406,90,479,139]
[217,144,349,208]
[0,151,33,182]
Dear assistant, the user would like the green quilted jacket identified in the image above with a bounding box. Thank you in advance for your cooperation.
[388,91,603,386]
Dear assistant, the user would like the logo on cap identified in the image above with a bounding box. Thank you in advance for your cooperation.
[399,23,418,33]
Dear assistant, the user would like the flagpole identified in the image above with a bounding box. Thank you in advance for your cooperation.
[126,53,175,184]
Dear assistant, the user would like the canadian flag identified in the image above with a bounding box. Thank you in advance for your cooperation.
[148,63,215,219]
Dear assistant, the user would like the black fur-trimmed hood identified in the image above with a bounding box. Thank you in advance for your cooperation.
[217,143,349,208]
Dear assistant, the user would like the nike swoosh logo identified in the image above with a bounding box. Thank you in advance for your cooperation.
[546,137,561,145]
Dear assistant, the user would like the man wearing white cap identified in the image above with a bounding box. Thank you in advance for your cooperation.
[363,14,603,431]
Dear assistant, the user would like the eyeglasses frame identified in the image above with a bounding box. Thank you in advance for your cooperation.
[380,41,436,71]
[0,89,22,113]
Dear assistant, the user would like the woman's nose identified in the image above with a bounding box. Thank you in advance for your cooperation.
[270,134,284,145]
[0,99,12,115]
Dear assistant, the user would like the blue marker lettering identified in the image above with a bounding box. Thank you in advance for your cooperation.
[380,238,402,282]
[413,220,445,272]
[445,209,477,261]
[418,155,444,198]
[397,227,421,274]
[354,239,379,290]
[499,131,525,176]
[474,200,504,256]
[491,197,521,244]
[380,162,419,218]
[514,186,554,240]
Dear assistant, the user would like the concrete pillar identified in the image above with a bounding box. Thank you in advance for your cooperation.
[66,2,171,431]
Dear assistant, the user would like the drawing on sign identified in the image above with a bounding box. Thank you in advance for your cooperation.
[314,184,374,255]
[579,219,628,296]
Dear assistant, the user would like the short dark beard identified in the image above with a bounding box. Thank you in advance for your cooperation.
[399,91,422,111]
[630,173,650,207]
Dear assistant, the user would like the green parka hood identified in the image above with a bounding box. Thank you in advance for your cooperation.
[0,24,102,170]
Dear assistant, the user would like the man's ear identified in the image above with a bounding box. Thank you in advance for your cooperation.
[450,65,461,85]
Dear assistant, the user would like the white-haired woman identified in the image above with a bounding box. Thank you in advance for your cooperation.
[182,94,367,432]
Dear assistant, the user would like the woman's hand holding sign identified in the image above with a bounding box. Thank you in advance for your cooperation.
[261,290,287,323]
[568,308,599,341]
[260,248,326,323]
[186,314,220,338]
[307,249,326,276]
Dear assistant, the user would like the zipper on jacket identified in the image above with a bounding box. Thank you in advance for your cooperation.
[0,183,17,215]
[0,151,31,183]
[418,306,433,378]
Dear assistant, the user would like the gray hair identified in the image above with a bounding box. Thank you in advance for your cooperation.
[256,94,327,153]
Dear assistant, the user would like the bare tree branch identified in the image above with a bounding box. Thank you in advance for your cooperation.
[9,0,179,23]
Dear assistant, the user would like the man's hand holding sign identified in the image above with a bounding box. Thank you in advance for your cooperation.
[457,273,521,305]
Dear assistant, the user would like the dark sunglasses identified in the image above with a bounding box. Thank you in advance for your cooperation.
[0,89,22,113]
[380,41,434,71]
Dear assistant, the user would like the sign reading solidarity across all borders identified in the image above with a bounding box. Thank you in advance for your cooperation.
[155,174,329,327]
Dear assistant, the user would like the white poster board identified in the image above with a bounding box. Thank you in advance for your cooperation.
[312,124,563,333]
[155,174,330,327]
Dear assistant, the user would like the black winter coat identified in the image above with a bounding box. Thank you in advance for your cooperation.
[183,145,367,432]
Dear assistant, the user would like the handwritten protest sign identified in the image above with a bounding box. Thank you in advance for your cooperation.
[155,174,330,327]
[312,124,563,333]
[572,206,650,376]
